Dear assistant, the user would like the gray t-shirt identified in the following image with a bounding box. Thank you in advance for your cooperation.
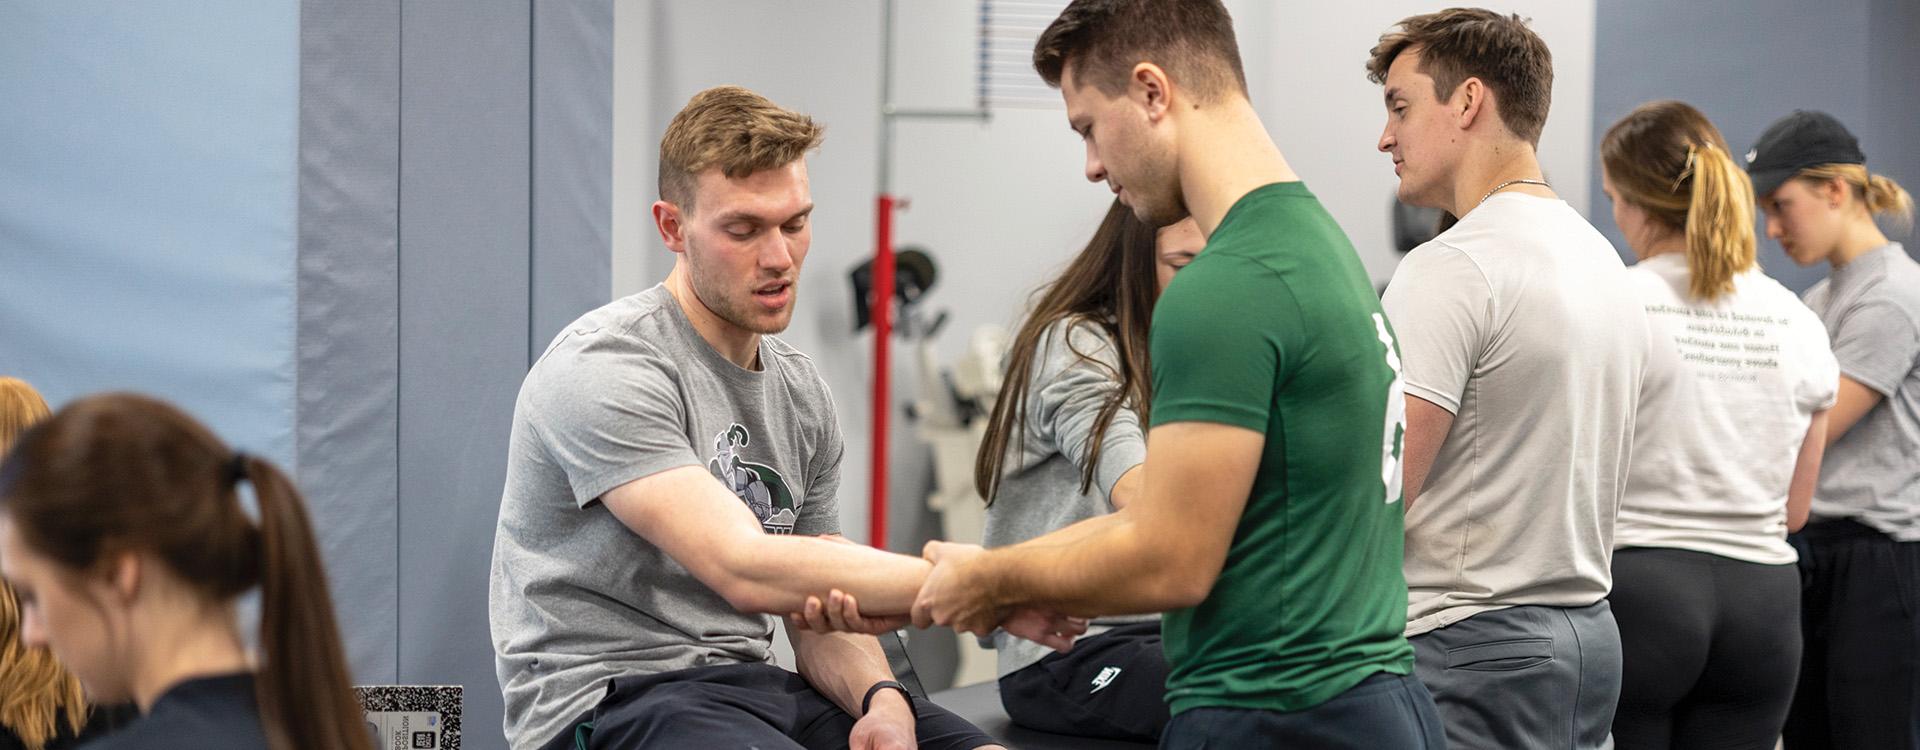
[488,284,843,748]
[1803,243,1920,539]
[1383,194,1660,636]
[981,319,1152,677]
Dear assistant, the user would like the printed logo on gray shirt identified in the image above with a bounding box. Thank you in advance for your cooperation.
[709,423,798,534]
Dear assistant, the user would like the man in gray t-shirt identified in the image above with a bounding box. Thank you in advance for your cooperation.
[487,86,1028,750]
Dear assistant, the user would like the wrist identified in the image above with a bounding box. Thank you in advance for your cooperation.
[861,680,912,718]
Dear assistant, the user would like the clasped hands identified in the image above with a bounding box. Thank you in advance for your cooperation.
[787,540,1088,653]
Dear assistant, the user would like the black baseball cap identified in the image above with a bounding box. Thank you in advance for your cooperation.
[1745,110,1866,197]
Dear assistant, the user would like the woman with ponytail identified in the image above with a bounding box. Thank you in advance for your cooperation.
[0,393,369,750]
[1748,110,1920,749]
[1599,101,1839,748]
[0,379,123,750]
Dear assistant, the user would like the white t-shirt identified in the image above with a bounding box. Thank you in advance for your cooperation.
[1383,193,1660,637]
[1618,254,1838,564]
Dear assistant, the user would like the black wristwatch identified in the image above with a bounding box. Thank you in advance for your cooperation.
[861,680,913,716]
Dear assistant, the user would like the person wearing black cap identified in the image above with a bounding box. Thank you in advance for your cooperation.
[1749,109,1920,749]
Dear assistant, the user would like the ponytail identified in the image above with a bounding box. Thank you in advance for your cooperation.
[244,457,371,750]
[1865,172,1915,235]
[1682,144,1757,300]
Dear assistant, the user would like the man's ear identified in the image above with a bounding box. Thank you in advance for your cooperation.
[1454,77,1487,132]
[653,200,688,255]
[1129,62,1173,123]
[110,552,140,604]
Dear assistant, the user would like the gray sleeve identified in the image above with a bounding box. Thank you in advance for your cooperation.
[527,339,702,508]
[1381,243,1490,414]
[1831,297,1920,398]
[1029,320,1146,500]
[794,384,844,537]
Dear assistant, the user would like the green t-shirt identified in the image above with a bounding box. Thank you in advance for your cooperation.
[1151,181,1414,715]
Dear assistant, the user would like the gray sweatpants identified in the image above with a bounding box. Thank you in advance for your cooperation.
[1411,601,1622,750]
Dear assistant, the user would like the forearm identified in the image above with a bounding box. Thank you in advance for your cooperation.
[791,626,897,716]
[1787,409,1830,532]
[982,511,1202,618]
[722,536,930,615]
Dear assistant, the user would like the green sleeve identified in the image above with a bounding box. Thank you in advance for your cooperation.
[1149,256,1297,432]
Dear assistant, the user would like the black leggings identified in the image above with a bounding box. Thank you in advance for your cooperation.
[1608,547,1801,750]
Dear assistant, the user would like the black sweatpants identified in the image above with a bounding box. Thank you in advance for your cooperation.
[997,621,1171,741]
[1784,518,1920,750]
[1608,547,1801,750]
[538,662,995,750]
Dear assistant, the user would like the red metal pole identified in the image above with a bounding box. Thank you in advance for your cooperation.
[870,194,896,549]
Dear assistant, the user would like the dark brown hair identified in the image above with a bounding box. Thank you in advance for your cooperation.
[1033,0,1248,103]
[1365,8,1554,145]
[0,394,370,750]
[1602,100,1756,300]
[658,85,825,211]
[976,200,1160,504]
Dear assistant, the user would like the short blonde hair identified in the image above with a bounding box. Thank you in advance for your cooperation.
[0,377,88,750]
[657,86,824,211]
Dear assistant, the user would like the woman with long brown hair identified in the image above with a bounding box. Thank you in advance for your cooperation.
[1600,101,1839,749]
[0,393,370,750]
[1746,109,1920,749]
[0,378,116,750]
[969,199,1202,742]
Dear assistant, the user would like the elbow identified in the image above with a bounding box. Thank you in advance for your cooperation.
[1160,576,1214,610]
[707,543,779,613]
[1149,552,1220,610]
[1787,505,1811,534]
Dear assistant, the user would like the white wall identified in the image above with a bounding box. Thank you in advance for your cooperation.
[612,0,1599,548]
[1259,2,1597,280]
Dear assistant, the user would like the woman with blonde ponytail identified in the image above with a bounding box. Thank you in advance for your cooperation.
[0,378,124,750]
[1749,109,1920,749]
[1599,101,1840,749]
[0,393,370,750]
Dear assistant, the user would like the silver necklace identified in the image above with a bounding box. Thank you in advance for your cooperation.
[1477,178,1552,206]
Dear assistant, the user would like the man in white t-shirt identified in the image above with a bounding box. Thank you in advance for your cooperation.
[1366,10,1662,749]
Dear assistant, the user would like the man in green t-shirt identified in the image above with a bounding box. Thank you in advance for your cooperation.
[904,1,1441,745]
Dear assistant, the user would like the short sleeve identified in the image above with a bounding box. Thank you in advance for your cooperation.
[794,385,845,537]
[1789,306,1841,412]
[1149,256,1290,432]
[1380,243,1492,414]
[526,338,703,508]
[1830,297,1920,398]
[1029,320,1147,497]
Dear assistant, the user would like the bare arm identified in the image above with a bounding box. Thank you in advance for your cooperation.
[787,621,905,716]
[1787,409,1831,532]
[602,466,930,614]
[931,421,1262,622]
[1108,465,1143,510]
[1400,395,1455,511]
[1825,376,1884,447]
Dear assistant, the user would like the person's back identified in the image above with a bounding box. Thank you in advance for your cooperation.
[1390,193,1648,626]
[1619,259,1834,557]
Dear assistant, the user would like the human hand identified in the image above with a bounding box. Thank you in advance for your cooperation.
[788,588,911,635]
